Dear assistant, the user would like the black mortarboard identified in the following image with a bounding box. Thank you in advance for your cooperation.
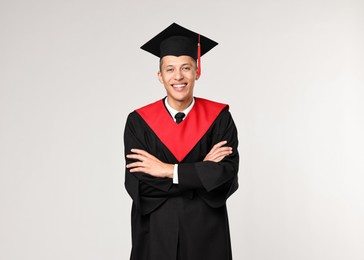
[140,23,218,76]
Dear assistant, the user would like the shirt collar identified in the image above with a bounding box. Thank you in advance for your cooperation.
[164,97,195,122]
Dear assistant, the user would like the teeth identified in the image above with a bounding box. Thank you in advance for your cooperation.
[173,84,186,88]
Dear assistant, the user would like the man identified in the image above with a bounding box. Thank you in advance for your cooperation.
[124,23,239,260]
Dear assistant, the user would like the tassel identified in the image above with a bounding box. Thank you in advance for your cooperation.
[197,34,201,77]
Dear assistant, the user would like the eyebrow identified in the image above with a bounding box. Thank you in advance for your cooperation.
[164,63,192,68]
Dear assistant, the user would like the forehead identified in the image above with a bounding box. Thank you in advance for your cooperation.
[160,55,196,67]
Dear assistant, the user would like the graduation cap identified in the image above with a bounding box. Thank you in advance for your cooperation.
[140,23,218,76]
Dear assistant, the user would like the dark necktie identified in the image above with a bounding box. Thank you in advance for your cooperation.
[175,112,185,124]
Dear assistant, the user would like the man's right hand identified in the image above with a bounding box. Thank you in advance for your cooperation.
[203,140,233,163]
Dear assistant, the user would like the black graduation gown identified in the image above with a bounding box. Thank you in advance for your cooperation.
[124,98,239,260]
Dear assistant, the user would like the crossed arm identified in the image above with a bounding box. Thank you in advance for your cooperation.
[126,140,233,179]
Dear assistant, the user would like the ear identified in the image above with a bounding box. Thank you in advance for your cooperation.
[157,71,164,84]
[195,73,200,81]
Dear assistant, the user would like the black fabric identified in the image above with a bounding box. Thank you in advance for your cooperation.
[124,108,239,260]
[174,112,185,124]
[161,36,197,60]
[140,23,218,59]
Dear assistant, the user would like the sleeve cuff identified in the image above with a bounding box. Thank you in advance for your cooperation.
[173,164,179,184]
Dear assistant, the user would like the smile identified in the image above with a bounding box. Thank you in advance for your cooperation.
[172,83,187,90]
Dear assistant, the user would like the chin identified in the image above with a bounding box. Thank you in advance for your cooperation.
[175,93,190,99]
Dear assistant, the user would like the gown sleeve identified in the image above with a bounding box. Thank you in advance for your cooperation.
[124,112,180,215]
[177,109,239,208]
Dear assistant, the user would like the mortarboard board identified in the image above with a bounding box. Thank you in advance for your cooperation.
[140,23,218,76]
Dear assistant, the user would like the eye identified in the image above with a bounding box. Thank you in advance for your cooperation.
[182,66,191,71]
[166,68,174,73]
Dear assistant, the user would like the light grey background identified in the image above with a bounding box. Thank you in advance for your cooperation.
[1,0,363,259]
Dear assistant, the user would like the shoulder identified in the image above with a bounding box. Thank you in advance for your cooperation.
[214,108,234,125]
[126,110,140,121]
[125,111,141,130]
[193,97,230,122]
[126,99,164,122]
[135,99,164,115]
[195,97,229,111]
[212,105,237,131]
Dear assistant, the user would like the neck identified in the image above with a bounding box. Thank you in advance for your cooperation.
[167,96,193,112]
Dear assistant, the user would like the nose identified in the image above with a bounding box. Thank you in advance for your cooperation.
[174,69,183,80]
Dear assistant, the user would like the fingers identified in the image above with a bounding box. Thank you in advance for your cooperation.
[126,149,163,175]
[209,140,228,153]
[127,166,144,173]
[214,140,228,147]
[209,149,232,161]
[126,149,147,172]
[204,140,234,162]
[126,153,142,161]
[206,142,225,158]
[126,161,143,168]
[126,158,151,173]
[214,147,233,157]
[126,149,155,163]
[130,148,154,159]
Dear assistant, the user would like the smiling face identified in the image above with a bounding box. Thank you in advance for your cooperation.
[158,55,199,111]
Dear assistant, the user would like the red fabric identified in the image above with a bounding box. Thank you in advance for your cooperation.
[136,97,229,162]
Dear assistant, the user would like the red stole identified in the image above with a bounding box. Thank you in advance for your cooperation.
[136,97,229,162]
